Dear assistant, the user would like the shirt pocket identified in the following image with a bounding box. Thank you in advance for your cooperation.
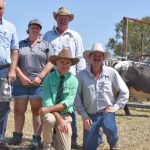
[0,31,11,48]
[50,84,57,94]
[98,80,112,93]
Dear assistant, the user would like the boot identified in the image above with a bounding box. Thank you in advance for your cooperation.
[29,135,41,150]
[8,132,23,145]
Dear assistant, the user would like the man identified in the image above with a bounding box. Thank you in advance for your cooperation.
[75,43,129,150]
[39,48,79,150]
[0,0,19,149]
[43,7,86,148]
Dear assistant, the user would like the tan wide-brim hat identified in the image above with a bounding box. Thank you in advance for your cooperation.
[53,7,74,21]
[49,48,79,66]
[83,43,110,63]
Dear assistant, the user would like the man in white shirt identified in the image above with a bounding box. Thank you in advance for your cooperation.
[75,43,129,150]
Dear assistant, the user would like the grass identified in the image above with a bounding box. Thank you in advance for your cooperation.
[5,102,150,150]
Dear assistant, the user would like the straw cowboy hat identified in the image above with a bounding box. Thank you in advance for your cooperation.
[49,48,79,66]
[83,43,110,63]
[53,7,74,21]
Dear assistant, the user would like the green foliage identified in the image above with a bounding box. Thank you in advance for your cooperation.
[106,16,150,55]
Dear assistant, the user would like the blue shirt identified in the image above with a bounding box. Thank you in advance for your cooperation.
[0,18,19,65]
[43,26,86,75]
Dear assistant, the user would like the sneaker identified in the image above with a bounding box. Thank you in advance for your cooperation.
[29,135,41,150]
[0,141,10,150]
[8,132,23,145]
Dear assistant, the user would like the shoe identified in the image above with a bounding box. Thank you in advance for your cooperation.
[110,144,118,150]
[29,135,41,150]
[0,141,10,150]
[71,141,80,149]
[8,132,23,145]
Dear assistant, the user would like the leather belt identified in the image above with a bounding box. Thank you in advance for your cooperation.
[88,112,103,115]
[0,64,10,70]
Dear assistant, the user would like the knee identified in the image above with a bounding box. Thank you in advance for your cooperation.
[42,113,56,127]
[31,108,40,116]
[14,107,26,116]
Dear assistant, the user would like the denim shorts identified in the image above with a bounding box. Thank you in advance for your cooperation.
[12,85,43,99]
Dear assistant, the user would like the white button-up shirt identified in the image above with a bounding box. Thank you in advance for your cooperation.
[75,64,129,120]
[43,27,86,75]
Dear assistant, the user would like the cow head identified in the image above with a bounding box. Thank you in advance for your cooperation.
[113,61,134,82]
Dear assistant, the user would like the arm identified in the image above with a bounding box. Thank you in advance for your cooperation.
[74,33,86,74]
[32,43,54,86]
[52,112,69,133]
[16,66,32,86]
[8,49,18,82]
[39,103,66,116]
[112,69,129,112]
[32,61,53,86]
[74,73,89,120]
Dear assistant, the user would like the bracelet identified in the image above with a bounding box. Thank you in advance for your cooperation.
[38,74,44,80]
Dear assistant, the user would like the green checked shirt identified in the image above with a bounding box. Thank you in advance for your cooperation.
[42,70,78,114]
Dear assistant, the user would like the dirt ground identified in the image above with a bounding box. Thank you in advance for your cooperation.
[5,102,150,150]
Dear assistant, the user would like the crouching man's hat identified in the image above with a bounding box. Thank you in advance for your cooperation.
[49,48,79,66]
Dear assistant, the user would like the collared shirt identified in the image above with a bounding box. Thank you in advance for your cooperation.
[13,38,53,85]
[43,26,86,75]
[75,64,129,120]
[0,18,19,65]
[42,70,78,114]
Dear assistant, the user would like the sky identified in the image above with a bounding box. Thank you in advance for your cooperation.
[4,0,150,50]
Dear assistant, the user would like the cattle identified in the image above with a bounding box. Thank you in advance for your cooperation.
[113,61,150,115]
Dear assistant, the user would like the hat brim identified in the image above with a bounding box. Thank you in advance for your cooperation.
[83,50,110,63]
[53,12,74,21]
[49,55,79,66]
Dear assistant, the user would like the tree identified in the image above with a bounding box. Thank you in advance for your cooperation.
[106,16,150,56]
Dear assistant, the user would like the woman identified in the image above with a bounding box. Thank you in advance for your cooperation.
[9,19,53,149]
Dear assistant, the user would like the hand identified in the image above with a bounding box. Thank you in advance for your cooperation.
[31,76,42,86]
[38,107,49,116]
[83,118,93,130]
[104,106,115,113]
[7,69,16,82]
[57,119,69,133]
[20,75,32,86]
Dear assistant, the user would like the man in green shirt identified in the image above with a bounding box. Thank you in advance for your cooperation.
[39,48,79,150]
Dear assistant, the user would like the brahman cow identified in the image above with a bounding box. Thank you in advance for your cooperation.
[113,61,150,115]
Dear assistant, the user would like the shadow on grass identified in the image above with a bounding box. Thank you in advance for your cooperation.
[4,137,33,150]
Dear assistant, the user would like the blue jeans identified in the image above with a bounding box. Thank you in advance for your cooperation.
[70,111,77,143]
[0,68,10,141]
[0,102,10,141]
[83,113,118,150]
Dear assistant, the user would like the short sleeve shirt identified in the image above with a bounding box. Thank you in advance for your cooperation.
[13,39,53,85]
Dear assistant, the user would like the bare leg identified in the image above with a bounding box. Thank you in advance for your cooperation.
[14,98,28,133]
[30,98,42,135]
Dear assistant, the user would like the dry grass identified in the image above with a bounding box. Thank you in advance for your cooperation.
[5,102,150,150]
